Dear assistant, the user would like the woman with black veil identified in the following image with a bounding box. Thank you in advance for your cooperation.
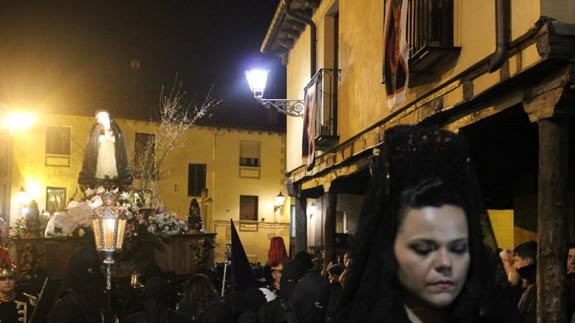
[332,125,522,323]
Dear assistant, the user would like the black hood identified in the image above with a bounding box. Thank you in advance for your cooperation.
[61,247,103,295]
[57,246,105,320]
[280,253,313,300]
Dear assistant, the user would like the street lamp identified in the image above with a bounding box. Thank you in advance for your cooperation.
[273,192,286,223]
[16,187,31,206]
[16,187,31,222]
[308,202,316,218]
[2,111,37,135]
[274,192,285,212]
[245,69,304,117]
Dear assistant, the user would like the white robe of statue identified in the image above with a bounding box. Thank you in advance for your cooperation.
[94,112,118,179]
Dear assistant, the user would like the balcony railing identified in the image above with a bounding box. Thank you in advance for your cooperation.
[304,68,340,151]
[407,0,460,84]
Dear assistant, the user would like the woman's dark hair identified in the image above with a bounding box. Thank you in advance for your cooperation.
[513,240,538,262]
[333,125,521,323]
[398,178,465,223]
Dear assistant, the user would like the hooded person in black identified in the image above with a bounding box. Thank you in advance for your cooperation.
[123,275,188,323]
[332,125,522,323]
[198,287,269,323]
[47,247,106,323]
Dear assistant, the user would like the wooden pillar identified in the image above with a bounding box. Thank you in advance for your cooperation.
[294,196,307,254]
[324,192,337,265]
[537,117,569,323]
[523,66,574,323]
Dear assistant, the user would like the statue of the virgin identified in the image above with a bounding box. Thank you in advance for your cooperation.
[78,111,133,188]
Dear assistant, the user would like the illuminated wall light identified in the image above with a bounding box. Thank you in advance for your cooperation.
[308,202,317,218]
[23,180,42,201]
[16,187,31,205]
[2,111,37,134]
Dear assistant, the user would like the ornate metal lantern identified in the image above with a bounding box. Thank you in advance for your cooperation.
[92,205,126,290]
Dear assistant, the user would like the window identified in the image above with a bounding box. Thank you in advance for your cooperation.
[239,195,258,221]
[134,133,156,178]
[240,141,260,167]
[46,126,71,155]
[406,0,459,82]
[188,164,206,196]
[311,7,340,151]
[46,187,66,212]
[45,126,71,166]
[304,68,340,153]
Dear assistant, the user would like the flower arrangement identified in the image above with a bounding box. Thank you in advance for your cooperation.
[112,190,187,253]
[116,190,187,240]
[14,186,187,254]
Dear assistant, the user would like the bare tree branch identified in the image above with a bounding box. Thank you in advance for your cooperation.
[133,80,221,206]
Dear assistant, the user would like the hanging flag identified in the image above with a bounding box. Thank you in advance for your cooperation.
[230,219,257,291]
[302,81,318,171]
[383,0,409,109]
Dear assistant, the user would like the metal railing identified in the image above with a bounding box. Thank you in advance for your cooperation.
[304,68,340,141]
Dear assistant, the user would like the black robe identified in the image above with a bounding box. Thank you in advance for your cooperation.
[78,120,133,187]
[46,247,106,323]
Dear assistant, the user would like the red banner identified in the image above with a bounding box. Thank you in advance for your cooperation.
[383,0,409,109]
[302,81,318,171]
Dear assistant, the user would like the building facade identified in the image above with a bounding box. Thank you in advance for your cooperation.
[2,113,288,263]
[260,0,575,320]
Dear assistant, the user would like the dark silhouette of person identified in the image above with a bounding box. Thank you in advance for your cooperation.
[47,247,106,323]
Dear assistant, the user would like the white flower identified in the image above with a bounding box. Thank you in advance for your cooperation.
[90,196,103,209]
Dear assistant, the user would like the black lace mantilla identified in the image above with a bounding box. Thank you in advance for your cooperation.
[333,125,521,323]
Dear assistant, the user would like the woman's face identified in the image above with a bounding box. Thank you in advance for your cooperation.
[394,204,470,308]
[96,111,111,130]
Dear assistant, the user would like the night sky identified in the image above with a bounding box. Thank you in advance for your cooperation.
[0,0,286,131]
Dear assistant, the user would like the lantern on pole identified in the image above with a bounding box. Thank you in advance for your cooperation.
[92,193,126,291]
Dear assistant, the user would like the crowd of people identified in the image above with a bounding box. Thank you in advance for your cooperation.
[2,125,575,323]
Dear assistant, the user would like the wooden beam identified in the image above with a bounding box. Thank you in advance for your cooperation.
[295,196,307,254]
[323,192,337,267]
[276,37,294,50]
[277,28,301,40]
[523,65,575,122]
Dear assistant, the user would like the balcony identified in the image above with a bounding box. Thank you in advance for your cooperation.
[407,0,460,86]
[304,68,340,151]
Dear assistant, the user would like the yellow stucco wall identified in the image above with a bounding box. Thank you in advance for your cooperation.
[285,0,542,171]
[540,0,575,24]
[8,113,288,264]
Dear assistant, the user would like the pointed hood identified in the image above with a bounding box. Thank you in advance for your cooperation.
[231,220,257,291]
